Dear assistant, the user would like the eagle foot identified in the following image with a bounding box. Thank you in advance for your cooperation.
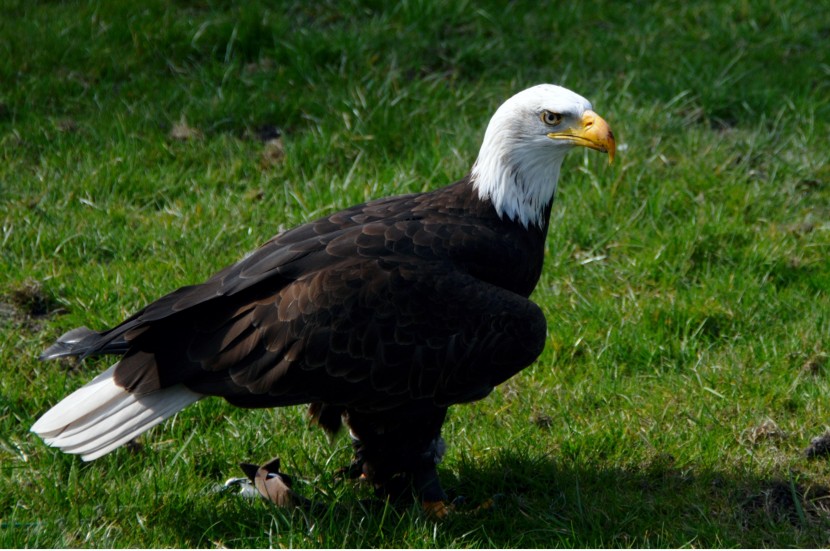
[423,494,503,518]
[334,457,367,481]
[423,499,455,519]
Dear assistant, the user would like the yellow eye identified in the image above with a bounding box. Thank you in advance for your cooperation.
[541,110,562,126]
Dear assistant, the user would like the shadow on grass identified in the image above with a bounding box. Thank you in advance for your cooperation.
[442,452,830,548]
[148,451,830,548]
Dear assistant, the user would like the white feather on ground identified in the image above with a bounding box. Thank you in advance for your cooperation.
[31,364,202,461]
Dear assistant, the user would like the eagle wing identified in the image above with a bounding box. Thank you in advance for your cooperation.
[97,209,546,411]
[189,257,544,408]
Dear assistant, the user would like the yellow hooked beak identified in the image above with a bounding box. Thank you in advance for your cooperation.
[548,110,616,164]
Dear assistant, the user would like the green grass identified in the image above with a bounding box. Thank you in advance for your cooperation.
[2,0,829,547]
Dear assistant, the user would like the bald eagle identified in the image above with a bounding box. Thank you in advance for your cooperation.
[32,84,615,513]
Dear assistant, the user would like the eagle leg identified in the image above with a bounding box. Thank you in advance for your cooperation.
[332,430,368,481]
[343,406,449,511]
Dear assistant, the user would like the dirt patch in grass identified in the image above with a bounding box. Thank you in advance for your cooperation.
[169,117,203,141]
[805,433,830,459]
[2,279,64,332]
[741,418,788,446]
[801,353,828,376]
[744,479,830,527]
[10,280,58,317]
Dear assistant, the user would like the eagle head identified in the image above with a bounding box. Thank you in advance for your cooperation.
[471,84,615,228]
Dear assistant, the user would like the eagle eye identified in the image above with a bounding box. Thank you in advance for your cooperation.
[540,110,563,126]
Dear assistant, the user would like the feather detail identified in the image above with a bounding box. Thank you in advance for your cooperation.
[38,326,98,360]
[31,364,202,460]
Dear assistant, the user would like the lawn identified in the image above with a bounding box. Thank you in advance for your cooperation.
[1,0,829,547]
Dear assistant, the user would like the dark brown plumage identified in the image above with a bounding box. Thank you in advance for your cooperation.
[83,177,547,401]
[32,84,615,511]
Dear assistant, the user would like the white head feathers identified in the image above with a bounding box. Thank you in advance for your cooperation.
[471,84,596,228]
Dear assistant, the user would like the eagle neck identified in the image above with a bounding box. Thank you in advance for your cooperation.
[469,142,564,230]
[455,176,551,296]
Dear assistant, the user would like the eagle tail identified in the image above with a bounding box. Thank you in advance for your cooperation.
[31,364,202,460]
[40,326,129,360]
[39,326,98,359]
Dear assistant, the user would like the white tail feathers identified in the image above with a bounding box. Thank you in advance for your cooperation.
[31,364,203,460]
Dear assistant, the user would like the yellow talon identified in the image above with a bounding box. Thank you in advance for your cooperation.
[422,500,453,519]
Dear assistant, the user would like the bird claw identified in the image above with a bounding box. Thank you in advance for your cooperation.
[423,494,503,518]
[474,495,500,512]
[334,460,366,481]
[423,499,455,519]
